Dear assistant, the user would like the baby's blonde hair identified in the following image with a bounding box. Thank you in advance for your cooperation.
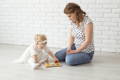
[35,34,47,42]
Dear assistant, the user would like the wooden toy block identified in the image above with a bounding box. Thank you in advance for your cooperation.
[44,62,61,68]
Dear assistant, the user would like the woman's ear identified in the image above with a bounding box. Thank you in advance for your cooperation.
[45,42,47,45]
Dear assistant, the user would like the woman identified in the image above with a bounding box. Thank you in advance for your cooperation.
[55,2,94,66]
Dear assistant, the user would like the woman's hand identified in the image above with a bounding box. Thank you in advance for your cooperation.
[67,50,77,54]
[66,47,71,53]
[66,47,77,54]
[67,49,80,54]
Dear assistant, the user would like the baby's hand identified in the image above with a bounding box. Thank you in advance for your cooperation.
[54,60,59,63]
[32,55,39,63]
[54,57,59,63]
[34,60,39,63]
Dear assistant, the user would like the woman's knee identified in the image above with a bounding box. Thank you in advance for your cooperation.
[55,48,66,56]
[66,59,75,66]
[65,55,77,66]
[66,58,90,66]
[65,54,91,66]
[55,48,67,61]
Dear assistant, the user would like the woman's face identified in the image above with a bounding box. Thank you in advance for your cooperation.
[66,13,77,23]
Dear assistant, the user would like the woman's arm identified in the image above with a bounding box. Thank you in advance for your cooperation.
[69,22,93,53]
[67,27,74,50]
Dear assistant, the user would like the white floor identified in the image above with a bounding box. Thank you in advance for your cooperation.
[0,44,120,80]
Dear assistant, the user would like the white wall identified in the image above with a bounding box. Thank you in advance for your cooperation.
[0,0,120,53]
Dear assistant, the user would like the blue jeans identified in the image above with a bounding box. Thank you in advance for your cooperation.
[55,44,94,66]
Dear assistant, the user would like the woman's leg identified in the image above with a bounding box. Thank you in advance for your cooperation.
[65,51,94,66]
[55,48,67,62]
[55,44,76,62]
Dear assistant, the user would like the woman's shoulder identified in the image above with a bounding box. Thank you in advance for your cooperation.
[83,15,93,24]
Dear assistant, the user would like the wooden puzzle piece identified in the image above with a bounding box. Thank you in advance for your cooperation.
[44,62,61,68]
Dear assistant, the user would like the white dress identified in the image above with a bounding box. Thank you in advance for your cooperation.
[15,43,50,68]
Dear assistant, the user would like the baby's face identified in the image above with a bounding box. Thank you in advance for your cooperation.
[35,40,47,49]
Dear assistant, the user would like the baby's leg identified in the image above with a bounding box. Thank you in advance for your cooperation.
[14,46,31,63]
[39,57,49,64]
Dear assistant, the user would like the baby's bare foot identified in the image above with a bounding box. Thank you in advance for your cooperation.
[34,63,41,70]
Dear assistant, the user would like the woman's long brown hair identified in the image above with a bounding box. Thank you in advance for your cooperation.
[64,2,86,23]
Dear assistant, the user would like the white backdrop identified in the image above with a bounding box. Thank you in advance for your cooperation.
[0,0,120,53]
